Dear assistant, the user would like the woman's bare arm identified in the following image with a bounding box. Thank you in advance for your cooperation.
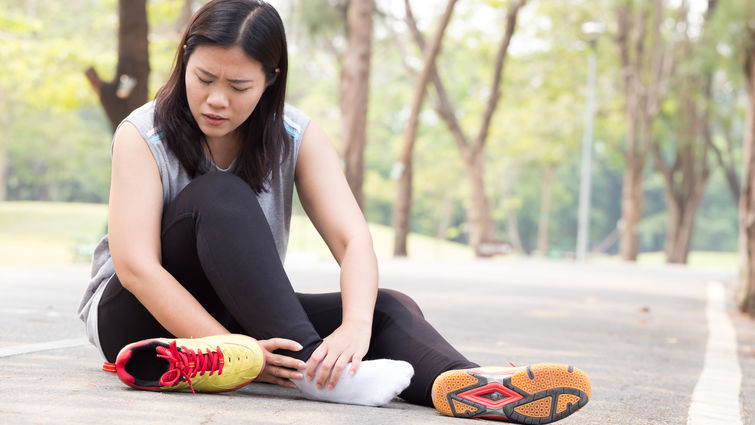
[108,122,228,338]
[295,120,378,389]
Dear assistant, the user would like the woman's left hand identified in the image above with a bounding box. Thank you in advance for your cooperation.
[304,320,371,390]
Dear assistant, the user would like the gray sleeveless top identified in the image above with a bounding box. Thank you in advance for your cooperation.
[77,101,310,354]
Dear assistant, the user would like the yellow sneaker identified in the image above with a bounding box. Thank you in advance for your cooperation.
[432,363,591,423]
[112,334,265,394]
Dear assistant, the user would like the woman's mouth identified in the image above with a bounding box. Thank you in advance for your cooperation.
[202,113,227,126]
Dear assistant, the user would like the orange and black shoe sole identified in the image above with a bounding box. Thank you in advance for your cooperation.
[432,363,591,424]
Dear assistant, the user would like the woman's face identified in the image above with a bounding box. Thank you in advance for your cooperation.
[185,44,268,145]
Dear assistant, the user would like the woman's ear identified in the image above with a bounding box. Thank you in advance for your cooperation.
[266,68,280,88]
[182,44,190,65]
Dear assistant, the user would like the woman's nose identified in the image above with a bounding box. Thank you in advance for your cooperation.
[206,89,229,109]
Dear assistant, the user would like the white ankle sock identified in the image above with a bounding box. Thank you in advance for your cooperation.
[293,359,414,407]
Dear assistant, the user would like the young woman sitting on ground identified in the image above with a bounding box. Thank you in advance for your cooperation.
[77,1,590,422]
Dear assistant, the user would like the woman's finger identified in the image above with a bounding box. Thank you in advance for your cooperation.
[265,365,304,380]
[266,353,307,370]
[315,352,338,389]
[348,352,364,376]
[258,338,303,352]
[327,353,351,389]
[305,344,327,381]
[305,342,328,381]
[261,373,297,388]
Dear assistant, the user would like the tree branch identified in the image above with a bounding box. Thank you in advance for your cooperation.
[403,0,470,158]
[397,0,458,166]
[473,0,527,156]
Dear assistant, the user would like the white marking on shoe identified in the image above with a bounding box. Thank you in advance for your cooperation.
[0,337,89,358]
[686,281,743,425]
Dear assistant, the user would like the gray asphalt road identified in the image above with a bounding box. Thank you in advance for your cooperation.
[0,258,750,424]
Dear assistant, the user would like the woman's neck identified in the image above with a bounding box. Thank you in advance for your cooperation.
[204,132,241,170]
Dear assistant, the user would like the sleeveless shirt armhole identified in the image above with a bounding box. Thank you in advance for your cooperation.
[113,109,171,204]
[283,104,312,169]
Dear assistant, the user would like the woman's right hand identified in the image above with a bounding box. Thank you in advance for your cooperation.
[256,338,307,388]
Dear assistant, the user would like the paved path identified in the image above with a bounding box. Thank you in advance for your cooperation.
[0,258,751,424]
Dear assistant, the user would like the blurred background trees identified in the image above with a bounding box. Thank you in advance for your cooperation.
[3,0,755,312]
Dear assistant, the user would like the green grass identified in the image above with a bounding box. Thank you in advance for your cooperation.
[591,250,739,269]
[0,201,739,268]
[0,201,108,265]
[641,250,738,269]
[289,214,473,260]
[0,201,472,265]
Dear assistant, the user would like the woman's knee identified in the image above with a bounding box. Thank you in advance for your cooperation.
[171,172,261,218]
[179,172,250,204]
[375,288,424,319]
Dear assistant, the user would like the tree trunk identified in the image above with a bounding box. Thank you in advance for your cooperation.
[464,151,493,251]
[664,185,705,264]
[536,164,554,256]
[620,95,647,261]
[340,0,374,210]
[737,28,755,317]
[85,0,149,131]
[619,156,644,260]
[393,161,412,256]
[507,208,524,254]
[392,0,457,257]
[658,87,711,264]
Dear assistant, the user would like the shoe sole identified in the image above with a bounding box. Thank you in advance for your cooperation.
[432,363,590,424]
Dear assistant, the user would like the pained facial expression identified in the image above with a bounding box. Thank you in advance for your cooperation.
[185,45,268,145]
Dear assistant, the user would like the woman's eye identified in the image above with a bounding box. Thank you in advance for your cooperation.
[231,86,250,93]
[198,76,211,85]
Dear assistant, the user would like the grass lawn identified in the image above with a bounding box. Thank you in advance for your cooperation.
[0,201,473,265]
[0,201,738,270]
[0,201,108,265]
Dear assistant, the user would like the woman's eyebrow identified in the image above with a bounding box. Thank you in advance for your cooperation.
[197,67,253,84]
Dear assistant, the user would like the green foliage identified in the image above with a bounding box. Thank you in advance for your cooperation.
[0,0,201,203]
[1,0,746,259]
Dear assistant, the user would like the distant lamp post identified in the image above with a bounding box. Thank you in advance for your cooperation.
[576,21,604,262]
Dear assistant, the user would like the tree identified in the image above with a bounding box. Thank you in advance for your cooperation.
[615,0,676,261]
[654,78,712,264]
[737,12,755,316]
[652,1,716,264]
[85,0,150,131]
[340,0,374,210]
[396,0,527,256]
[1,1,117,203]
[290,0,373,210]
[391,0,458,256]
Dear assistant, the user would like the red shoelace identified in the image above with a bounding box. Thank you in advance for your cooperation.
[156,341,225,394]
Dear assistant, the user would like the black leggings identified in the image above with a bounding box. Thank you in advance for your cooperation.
[97,172,477,406]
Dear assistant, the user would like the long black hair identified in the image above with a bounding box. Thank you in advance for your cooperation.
[154,0,290,194]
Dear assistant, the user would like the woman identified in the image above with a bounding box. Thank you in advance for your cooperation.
[77,1,590,423]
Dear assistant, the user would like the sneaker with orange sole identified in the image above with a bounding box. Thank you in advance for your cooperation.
[107,334,265,394]
[432,363,590,423]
